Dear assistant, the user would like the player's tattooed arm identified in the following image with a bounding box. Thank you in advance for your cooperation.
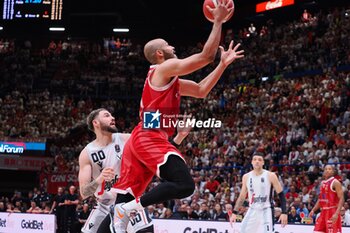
[233,196,245,212]
[81,180,99,198]
[79,148,113,199]
[80,167,115,199]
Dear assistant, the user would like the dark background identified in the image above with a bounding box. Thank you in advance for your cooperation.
[0,0,348,46]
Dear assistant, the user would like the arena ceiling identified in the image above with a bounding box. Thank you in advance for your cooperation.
[67,0,346,40]
[1,0,347,43]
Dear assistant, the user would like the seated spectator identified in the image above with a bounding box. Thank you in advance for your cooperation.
[164,208,174,219]
[205,175,220,195]
[288,206,301,223]
[286,185,299,199]
[0,202,5,212]
[147,205,157,219]
[14,201,25,213]
[43,204,51,214]
[274,207,282,223]
[6,203,14,213]
[172,204,188,219]
[75,203,90,232]
[186,205,199,220]
[198,202,211,220]
[296,202,309,217]
[26,201,43,214]
[156,203,167,218]
[212,203,226,221]
[301,186,310,203]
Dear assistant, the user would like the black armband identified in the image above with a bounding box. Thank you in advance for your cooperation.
[278,191,287,214]
[170,139,180,148]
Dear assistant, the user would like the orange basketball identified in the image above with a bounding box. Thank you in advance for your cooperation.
[203,0,235,23]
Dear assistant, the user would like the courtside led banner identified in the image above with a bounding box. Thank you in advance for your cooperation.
[256,0,294,13]
[0,141,46,156]
[153,219,350,233]
[0,213,349,233]
[0,212,55,233]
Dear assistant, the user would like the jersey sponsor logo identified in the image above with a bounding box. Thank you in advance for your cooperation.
[251,194,268,204]
[104,175,119,191]
[97,174,119,195]
[250,193,255,205]
[143,110,161,129]
[261,177,265,183]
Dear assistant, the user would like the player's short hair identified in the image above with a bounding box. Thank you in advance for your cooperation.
[252,151,265,158]
[144,38,163,64]
[325,164,337,174]
[86,108,107,132]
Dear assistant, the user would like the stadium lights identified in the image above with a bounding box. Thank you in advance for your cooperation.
[262,77,269,82]
[113,28,129,32]
[49,27,65,32]
[0,26,3,31]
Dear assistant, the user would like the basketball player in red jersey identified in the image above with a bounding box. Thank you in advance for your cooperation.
[97,1,243,232]
[309,165,344,233]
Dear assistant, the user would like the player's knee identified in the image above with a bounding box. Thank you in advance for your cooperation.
[178,178,195,198]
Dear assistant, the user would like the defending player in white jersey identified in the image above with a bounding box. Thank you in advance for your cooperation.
[230,151,288,233]
[78,108,190,233]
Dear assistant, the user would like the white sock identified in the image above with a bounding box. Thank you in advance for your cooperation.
[122,198,144,211]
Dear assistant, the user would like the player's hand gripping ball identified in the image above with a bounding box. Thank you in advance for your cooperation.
[203,0,235,22]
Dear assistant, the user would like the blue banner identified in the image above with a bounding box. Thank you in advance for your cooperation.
[0,141,46,155]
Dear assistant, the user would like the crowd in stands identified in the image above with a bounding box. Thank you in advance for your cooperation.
[1,4,350,232]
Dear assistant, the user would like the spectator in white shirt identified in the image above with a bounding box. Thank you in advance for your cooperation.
[301,186,310,203]
[288,146,300,164]
[341,207,350,226]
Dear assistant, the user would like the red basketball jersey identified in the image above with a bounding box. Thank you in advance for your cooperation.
[319,177,339,208]
[139,65,181,137]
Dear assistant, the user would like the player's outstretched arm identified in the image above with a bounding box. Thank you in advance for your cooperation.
[78,148,115,199]
[269,172,288,227]
[155,1,233,81]
[179,40,244,98]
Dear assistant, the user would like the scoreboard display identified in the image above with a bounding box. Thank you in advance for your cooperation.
[2,0,63,20]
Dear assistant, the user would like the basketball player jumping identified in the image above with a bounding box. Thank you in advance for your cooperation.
[78,108,191,233]
[96,1,244,232]
[309,164,344,233]
[230,152,288,233]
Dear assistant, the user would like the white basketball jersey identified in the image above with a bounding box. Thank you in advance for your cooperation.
[85,133,124,205]
[246,169,273,209]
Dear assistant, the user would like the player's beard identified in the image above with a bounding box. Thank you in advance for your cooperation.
[100,123,118,133]
[163,49,177,60]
